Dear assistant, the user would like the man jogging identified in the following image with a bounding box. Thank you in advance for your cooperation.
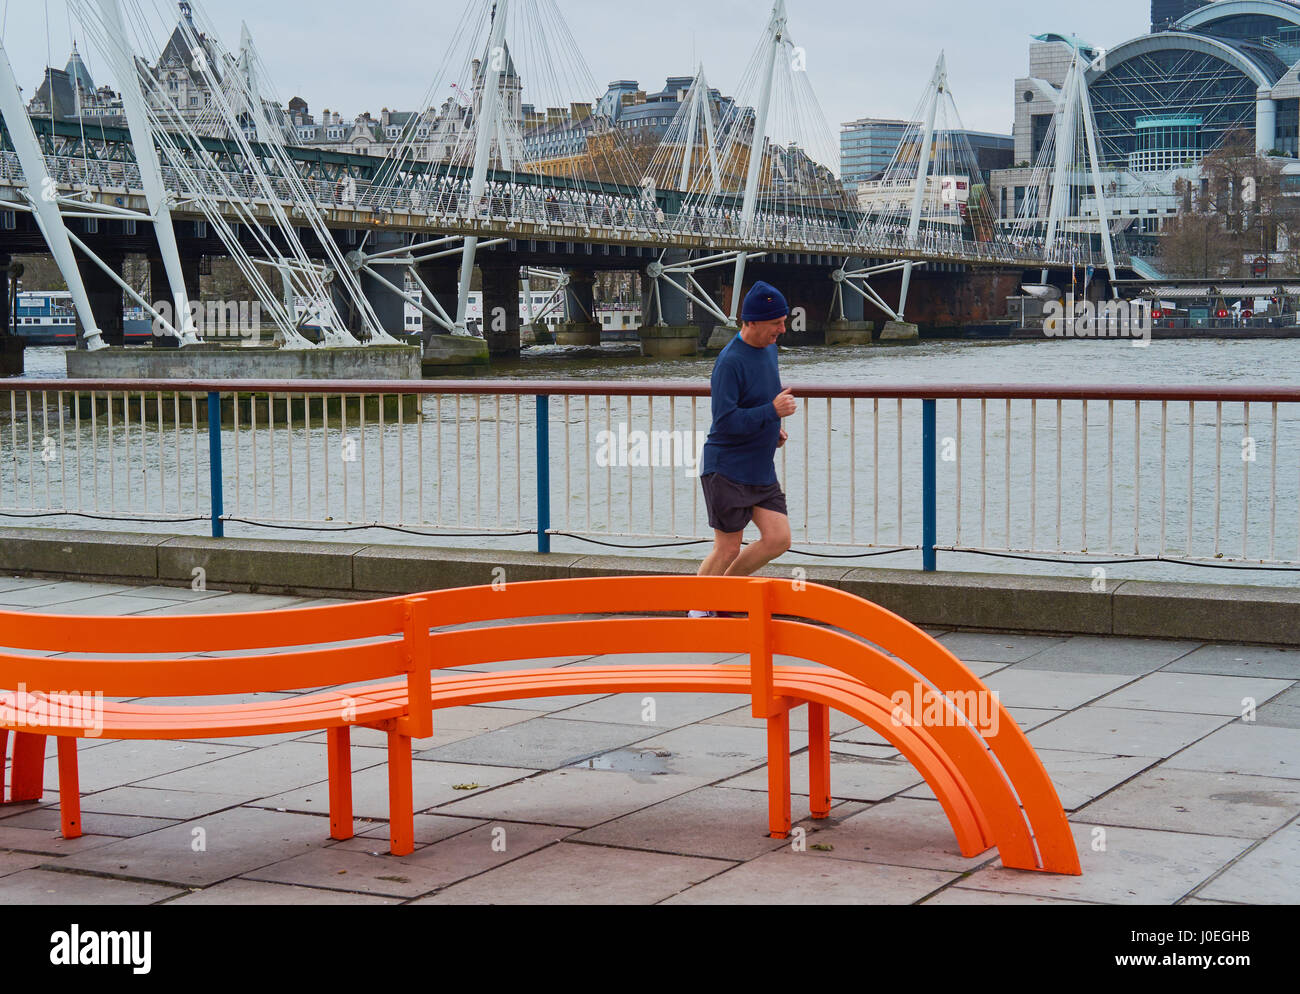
[692,281,797,614]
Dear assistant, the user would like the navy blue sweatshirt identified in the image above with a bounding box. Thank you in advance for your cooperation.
[701,334,783,486]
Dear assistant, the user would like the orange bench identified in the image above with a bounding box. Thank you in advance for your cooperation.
[0,577,1081,874]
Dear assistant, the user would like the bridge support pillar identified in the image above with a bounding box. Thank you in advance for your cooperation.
[78,250,125,349]
[480,263,522,359]
[639,251,699,357]
[360,234,409,343]
[554,268,601,347]
[416,261,489,372]
[828,256,876,346]
[148,254,201,349]
[0,254,23,377]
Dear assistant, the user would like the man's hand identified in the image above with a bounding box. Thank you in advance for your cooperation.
[773,387,797,418]
[777,429,789,449]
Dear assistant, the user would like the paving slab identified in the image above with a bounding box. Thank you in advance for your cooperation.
[1164,644,1300,680]
[414,840,729,905]
[300,705,535,750]
[0,577,59,594]
[254,760,539,820]
[922,887,1099,905]
[662,849,958,905]
[0,868,185,904]
[248,821,574,898]
[0,850,48,877]
[78,786,250,822]
[1095,672,1294,716]
[1076,769,1300,839]
[569,785,792,861]
[903,748,1155,811]
[1163,723,1300,780]
[134,594,314,616]
[134,740,373,802]
[0,824,122,856]
[0,807,179,838]
[936,632,1070,664]
[983,668,1138,710]
[434,768,713,828]
[41,739,251,796]
[956,823,1250,904]
[1195,822,1300,904]
[23,592,184,616]
[1014,636,1201,675]
[791,797,1000,872]
[720,753,925,803]
[1256,686,1300,729]
[165,878,401,905]
[355,814,486,848]
[0,581,134,608]
[593,723,770,779]
[56,807,331,887]
[1026,707,1230,759]
[416,716,654,770]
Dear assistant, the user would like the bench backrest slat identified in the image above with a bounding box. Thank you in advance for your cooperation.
[0,640,408,698]
[0,598,410,654]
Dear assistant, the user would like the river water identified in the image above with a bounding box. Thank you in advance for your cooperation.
[9,339,1300,588]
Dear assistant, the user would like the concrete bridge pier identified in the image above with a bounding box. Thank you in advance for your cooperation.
[416,260,488,372]
[554,268,602,347]
[148,253,201,349]
[827,257,876,346]
[779,266,831,347]
[639,251,700,358]
[77,250,125,348]
[0,254,23,377]
[480,263,522,359]
[359,237,409,344]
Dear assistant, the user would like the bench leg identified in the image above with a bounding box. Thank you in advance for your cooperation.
[766,710,791,840]
[386,730,414,858]
[56,738,81,839]
[327,727,354,842]
[10,733,47,803]
[808,703,832,820]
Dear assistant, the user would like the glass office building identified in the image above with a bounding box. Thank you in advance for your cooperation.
[840,118,911,187]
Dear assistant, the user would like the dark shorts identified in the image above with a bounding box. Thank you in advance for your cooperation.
[701,473,788,535]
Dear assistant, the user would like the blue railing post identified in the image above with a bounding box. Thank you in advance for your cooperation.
[207,392,224,539]
[922,398,937,573]
[535,394,551,554]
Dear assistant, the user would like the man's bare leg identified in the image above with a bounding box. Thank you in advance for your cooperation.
[699,531,743,577]
[724,507,792,578]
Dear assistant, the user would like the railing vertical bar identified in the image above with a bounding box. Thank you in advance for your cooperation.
[1004,397,1011,550]
[305,395,313,523]
[896,398,903,546]
[804,398,811,543]
[873,398,879,547]
[108,392,115,514]
[41,391,50,511]
[692,396,698,536]
[155,392,163,515]
[606,396,613,535]
[207,391,224,539]
[270,393,277,522]
[1269,402,1277,562]
[564,395,572,532]
[1160,401,1167,556]
[669,395,676,536]
[1242,402,1250,561]
[1134,401,1141,555]
[190,395,198,519]
[1214,401,1222,558]
[435,395,443,528]
[139,393,146,514]
[980,398,987,549]
[1107,400,1114,555]
[536,394,551,554]
[1188,401,1195,556]
[173,393,180,515]
[288,393,296,518]
[1029,399,1036,551]
[455,395,462,529]
[849,397,856,546]
[120,392,129,514]
[339,393,346,522]
[826,398,833,544]
[956,398,963,548]
[923,398,937,572]
[90,392,98,513]
[1058,399,1064,553]
[474,395,481,528]
[626,396,633,535]
[358,395,366,525]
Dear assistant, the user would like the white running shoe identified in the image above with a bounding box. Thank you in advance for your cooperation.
[688,610,718,619]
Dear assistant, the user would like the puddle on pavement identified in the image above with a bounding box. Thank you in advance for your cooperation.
[576,748,675,774]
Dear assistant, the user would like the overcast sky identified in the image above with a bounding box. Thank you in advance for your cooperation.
[5,0,1152,138]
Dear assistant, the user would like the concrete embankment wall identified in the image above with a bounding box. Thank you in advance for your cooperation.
[0,527,1296,646]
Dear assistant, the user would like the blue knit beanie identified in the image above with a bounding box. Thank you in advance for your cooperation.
[741,281,789,323]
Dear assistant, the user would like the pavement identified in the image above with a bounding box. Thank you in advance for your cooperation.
[1,576,1298,906]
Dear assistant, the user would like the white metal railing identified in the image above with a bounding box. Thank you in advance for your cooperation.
[0,381,1296,574]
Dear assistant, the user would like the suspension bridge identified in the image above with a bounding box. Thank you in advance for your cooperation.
[0,0,1136,377]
